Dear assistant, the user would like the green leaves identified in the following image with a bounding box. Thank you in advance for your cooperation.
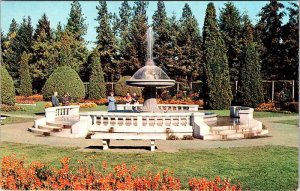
[19,52,32,96]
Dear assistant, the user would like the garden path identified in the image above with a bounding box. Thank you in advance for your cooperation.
[0,116,298,152]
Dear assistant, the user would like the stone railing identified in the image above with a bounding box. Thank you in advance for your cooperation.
[71,111,208,138]
[45,105,80,122]
[116,104,199,111]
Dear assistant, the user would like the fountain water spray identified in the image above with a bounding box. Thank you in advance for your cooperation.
[126,27,175,112]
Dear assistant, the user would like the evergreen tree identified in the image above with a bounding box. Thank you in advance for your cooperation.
[129,1,148,67]
[219,2,243,83]
[8,19,18,36]
[19,52,32,96]
[96,1,118,81]
[9,17,33,86]
[34,13,52,41]
[118,1,139,76]
[31,30,58,92]
[152,1,173,73]
[66,1,87,41]
[256,0,285,79]
[282,3,298,80]
[88,52,106,99]
[202,3,232,109]
[239,43,264,107]
[177,3,202,84]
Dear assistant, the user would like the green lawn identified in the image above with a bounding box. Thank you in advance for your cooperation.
[0,142,297,190]
[204,109,298,118]
[2,102,107,117]
[274,119,298,126]
[1,116,34,125]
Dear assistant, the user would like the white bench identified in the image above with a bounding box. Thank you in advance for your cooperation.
[90,132,166,151]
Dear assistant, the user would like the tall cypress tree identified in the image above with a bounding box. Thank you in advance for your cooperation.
[219,2,243,84]
[202,3,232,109]
[19,52,32,96]
[88,52,106,99]
[239,16,264,107]
[66,1,87,41]
[256,0,285,80]
[177,3,202,84]
[96,1,118,81]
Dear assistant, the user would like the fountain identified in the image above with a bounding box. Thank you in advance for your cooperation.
[126,27,175,112]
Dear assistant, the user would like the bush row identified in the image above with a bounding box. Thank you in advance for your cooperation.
[0,156,241,190]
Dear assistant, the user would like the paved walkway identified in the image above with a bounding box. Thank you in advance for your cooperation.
[0,116,298,152]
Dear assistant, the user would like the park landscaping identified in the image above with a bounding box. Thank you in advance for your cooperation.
[0,142,297,190]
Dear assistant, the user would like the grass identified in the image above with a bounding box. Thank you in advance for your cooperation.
[204,109,298,118]
[274,119,298,126]
[1,116,34,125]
[2,102,107,117]
[0,142,297,190]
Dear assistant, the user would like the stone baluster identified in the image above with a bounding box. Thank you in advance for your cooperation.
[130,116,134,127]
[154,116,158,127]
[100,116,104,126]
[122,117,126,126]
[115,116,119,127]
[162,116,166,127]
[107,116,111,127]
[146,116,150,127]
[178,116,181,126]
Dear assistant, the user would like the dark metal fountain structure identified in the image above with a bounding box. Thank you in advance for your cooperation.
[126,27,175,112]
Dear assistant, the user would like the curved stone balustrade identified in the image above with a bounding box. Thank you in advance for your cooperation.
[116,104,199,111]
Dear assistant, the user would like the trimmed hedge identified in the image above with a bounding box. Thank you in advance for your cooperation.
[42,66,85,101]
[19,52,32,96]
[115,76,142,97]
[1,67,16,105]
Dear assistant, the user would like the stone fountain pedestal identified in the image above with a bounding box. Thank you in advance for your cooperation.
[141,86,159,112]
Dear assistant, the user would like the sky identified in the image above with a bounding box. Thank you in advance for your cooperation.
[1,1,293,49]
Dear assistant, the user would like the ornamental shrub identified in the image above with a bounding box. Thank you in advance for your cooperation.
[42,66,85,101]
[1,67,16,105]
[114,76,142,97]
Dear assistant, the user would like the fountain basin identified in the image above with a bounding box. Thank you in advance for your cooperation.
[126,79,175,88]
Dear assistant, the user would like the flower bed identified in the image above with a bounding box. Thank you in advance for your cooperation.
[158,98,204,107]
[0,105,25,112]
[0,156,241,190]
[16,94,43,104]
[255,102,278,112]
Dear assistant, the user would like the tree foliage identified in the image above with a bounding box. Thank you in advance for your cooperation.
[96,1,118,82]
[19,52,32,96]
[256,0,285,80]
[177,4,202,83]
[202,3,232,109]
[115,76,142,97]
[34,13,52,41]
[1,67,16,105]
[219,2,243,83]
[42,66,85,101]
[88,52,106,99]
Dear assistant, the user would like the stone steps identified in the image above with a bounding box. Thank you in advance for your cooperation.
[203,129,268,140]
[28,127,51,136]
[38,125,62,132]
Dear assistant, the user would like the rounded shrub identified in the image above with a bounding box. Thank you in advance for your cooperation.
[42,66,85,101]
[1,67,16,105]
[114,76,142,97]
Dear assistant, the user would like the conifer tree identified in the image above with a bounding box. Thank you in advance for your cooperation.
[282,3,299,80]
[152,1,172,72]
[34,13,52,41]
[202,3,232,109]
[118,1,139,76]
[256,0,285,79]
[8,19,18,36]
[219,2,243,84]
[9,17,33,85]
[19,52,32,96]
[88,52,106,99]
[66,1,87,41]
[177,3,202,83]
[129,1,148,67]
[96,1,118,81]
[239,16,264,107]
